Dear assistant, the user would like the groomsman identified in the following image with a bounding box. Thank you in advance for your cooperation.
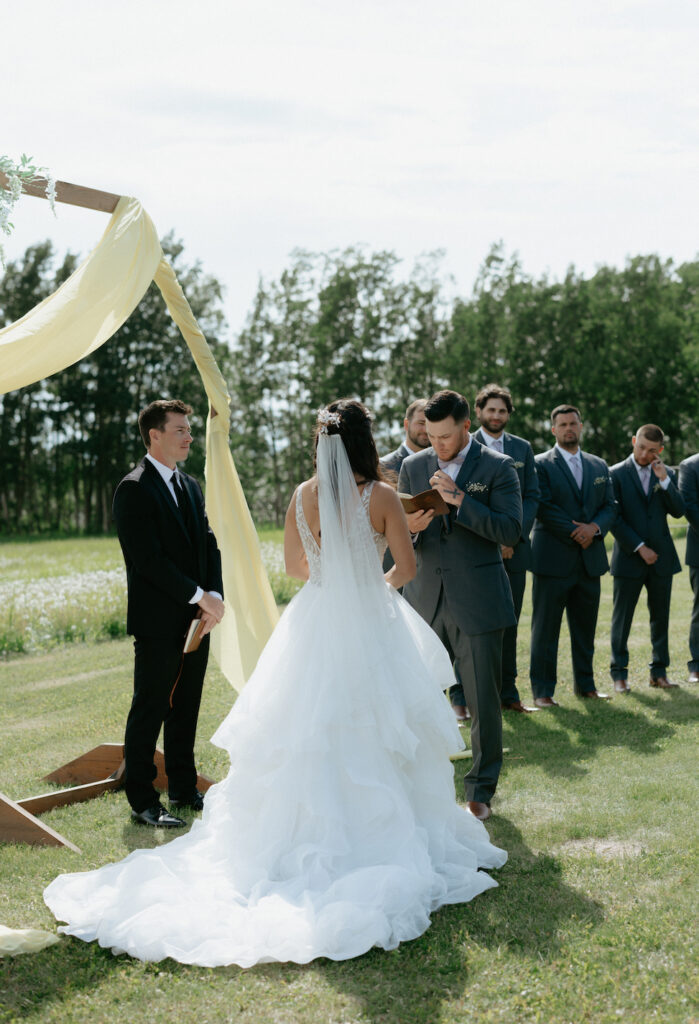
[380,399,429,477]
[380,399,429,572]
[399,390,522,820]
[474,383,540,713]
[679,452,699,684]
[609,425,684,691]
[530,405,616,706]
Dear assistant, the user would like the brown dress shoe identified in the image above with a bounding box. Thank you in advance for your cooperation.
[502,700,538,712]
[614,679,631,693]
[466,801,492,821]
[579,690,610,699]
[533,696,559,708]
[452,704,470,721]
[688,672,699,684]
[649,676,679,688]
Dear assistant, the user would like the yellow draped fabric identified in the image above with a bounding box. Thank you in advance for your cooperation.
[0,924,60,957]
[0,196,278,691]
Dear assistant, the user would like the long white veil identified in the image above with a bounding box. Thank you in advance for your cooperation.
[316,432,384,590]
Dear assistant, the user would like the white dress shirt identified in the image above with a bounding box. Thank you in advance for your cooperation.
[438,438,473,481]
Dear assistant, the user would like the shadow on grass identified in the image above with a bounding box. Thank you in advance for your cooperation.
[0,938,121,1023]
[500,690,693,780]
[306,816,603,1024]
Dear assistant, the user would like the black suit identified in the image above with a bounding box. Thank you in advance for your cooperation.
[679,454,699,673]
[113,457,223,812]
[399,440,521,804]
[529,447,616,698]
[609,457,684,681]
[474,429,540,703]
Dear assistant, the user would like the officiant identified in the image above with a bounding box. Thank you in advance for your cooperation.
[113,399,224,828]
[398,389,522,821]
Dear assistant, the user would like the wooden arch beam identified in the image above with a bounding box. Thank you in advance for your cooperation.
[0,170,120,214]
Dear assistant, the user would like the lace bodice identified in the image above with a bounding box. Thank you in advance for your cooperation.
[295,481,387,585]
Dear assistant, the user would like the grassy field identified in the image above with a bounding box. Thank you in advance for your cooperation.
[0,538,697,1023]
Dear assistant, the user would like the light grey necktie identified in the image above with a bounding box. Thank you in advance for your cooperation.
[493,437,503,453]
[640,465,651,494]
[570,454,583,489]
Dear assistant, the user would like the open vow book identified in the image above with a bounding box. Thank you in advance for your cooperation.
[398,489,450,515]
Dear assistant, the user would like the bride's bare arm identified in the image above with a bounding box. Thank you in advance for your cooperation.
[284,488,310,580]
[372,484,416,589]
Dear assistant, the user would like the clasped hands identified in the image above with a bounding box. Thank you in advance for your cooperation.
[570,521,599,549]
[197,591,226,637]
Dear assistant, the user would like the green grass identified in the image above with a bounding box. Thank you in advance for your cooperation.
[0,543,698,1023]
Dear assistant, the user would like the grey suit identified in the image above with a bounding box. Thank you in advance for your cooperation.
[609,456,684,681]
[474,429,540,703]
[678,453,699,673]
[530,447,616,698]
[398,439,522,804]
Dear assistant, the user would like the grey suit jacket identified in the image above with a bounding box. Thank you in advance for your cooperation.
[380,442,411,477]
[679,453,699,567]
[531,447,616,578]
[398,440,521,635]
[609,456,683,578]
[474,429,539,572]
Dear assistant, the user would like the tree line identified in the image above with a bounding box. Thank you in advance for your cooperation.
[1,239,698,533]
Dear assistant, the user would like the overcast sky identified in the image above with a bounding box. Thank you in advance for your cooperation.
[4,0,698,337]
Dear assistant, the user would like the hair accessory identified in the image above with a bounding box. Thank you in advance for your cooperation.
[316,407,342,434]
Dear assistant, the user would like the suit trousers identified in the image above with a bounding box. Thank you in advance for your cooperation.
[610,572,673,680]
[689,567,699,672]
[530,561,600,698]
[431,586,503,804]
[501,566,526,704]
[124,634,209,812]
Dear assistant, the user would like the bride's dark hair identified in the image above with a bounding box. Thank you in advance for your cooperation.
[313,399,385,482]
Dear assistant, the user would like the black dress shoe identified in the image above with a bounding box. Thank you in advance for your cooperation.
[169,790,205,811]
[131,803,186,828]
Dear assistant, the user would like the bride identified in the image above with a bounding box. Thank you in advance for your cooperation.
[44,399,506,968]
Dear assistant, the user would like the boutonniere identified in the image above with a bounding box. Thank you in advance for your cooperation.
[652,482,662,493]
[466,482,488,494]
[512,460,525,469]
[593,476,607,486]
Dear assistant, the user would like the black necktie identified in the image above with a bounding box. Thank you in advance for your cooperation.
[172,472,194,536]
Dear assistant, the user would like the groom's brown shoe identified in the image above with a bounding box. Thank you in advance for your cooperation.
[502,700,538,713]
[533,697,559,709]
[131,803,186,828]
[467,801,492,821]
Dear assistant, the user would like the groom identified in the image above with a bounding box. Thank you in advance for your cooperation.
[398,389,522,820]
[114,399,224,828]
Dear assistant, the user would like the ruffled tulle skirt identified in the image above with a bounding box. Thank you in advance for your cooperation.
[44,583,506,967]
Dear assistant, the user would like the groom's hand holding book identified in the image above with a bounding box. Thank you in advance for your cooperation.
[399,488,449,533]
[197,590,225,639]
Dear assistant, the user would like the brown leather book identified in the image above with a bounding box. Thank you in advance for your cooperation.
[183,613,205,654]
[398,489,450,516]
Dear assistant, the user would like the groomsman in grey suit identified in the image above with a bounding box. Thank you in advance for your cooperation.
[380,399,429,574]
[474,383,540,713]
[529,405,616,706]
[609,425,684,691]
[678,451,699,683]
[398,390,522,821]
[380,398,429,478]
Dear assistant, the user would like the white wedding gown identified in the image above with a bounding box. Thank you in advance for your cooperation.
[45,458,506,968]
